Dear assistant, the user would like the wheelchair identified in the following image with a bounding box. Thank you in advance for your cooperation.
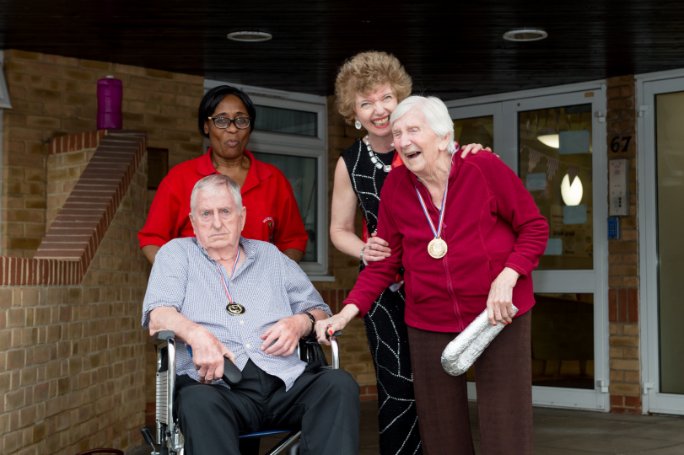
[141,330,340,455]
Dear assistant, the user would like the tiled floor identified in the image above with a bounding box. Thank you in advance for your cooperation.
[129,400,684,454]
[531,405,684,455]
[356,400,684,455]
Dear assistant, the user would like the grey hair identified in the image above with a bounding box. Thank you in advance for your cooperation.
[190,174,243,213]
[390,95,457,153]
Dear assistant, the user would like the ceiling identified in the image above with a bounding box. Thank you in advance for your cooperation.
[2,0,684,100]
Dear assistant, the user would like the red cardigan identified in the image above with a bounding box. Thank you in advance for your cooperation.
[344,151,549,333]
[138,149,308,253]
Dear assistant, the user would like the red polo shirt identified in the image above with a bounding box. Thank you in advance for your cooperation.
[138,149,308,253]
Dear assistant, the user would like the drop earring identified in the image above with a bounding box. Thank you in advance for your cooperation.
[354,119,362,130]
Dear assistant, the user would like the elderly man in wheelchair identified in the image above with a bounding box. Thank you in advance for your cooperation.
[141,174,360,455]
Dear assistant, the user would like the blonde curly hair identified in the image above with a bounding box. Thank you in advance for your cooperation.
[334,51,412,125]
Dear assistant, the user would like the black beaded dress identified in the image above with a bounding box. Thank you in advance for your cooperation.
[341,140,422,455]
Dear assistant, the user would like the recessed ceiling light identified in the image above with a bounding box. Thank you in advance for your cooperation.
[227,31,273,43]
[503,28,548,42]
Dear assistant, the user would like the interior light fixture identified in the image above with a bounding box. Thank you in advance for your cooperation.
[227,31,273,43]
[503,28,548,42]
[560,174,583,206]
[537,133,560,149]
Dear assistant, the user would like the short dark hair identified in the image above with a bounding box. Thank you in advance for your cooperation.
[198,85,257,137]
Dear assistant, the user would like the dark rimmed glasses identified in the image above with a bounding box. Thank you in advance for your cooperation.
[208,116,251,130]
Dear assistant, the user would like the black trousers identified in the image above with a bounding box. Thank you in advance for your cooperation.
[176,360,360,455]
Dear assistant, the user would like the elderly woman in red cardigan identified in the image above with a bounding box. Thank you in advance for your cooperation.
[317,95,548,455]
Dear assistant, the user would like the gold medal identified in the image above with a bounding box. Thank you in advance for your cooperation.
[427,238,448,259]
[415,170,451,260]
[226,302,245,315]
[214,247,246,316]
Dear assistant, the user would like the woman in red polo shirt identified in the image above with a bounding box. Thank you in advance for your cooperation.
[138,85,308,263]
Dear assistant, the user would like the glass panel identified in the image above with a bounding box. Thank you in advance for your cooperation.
[453,115,494,149]
[252,151,318,262]
[254,105,317,137]
[454,117,494,384]
[655,91,684,394]
[519,105,593,270]
[532,293,594,389]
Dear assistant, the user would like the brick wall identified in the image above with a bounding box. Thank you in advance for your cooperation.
[46,145,97,229]
[1,50,203,257]
[606,75,641,413]
[0,133,149,453]
[0,49,202,453]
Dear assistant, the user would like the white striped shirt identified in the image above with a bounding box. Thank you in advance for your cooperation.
[142,237,330,390]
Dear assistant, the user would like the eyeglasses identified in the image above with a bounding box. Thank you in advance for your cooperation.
[208,116,251,130]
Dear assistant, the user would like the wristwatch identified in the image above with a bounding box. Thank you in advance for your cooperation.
[303,311,316,335]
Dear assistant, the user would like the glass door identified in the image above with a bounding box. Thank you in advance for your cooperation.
[450,85,609,411]
[638,75,684,415]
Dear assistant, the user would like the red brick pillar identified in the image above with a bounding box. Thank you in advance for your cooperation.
[606,76,641,413]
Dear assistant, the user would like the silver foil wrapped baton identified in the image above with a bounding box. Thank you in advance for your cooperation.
[441,304,519,376]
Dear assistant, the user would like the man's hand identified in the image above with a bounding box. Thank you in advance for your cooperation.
[149,306,234,384]
[186,326,234,384]
[260,315,307,357]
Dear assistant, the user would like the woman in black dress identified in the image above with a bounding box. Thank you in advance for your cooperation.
[331,51,486,455]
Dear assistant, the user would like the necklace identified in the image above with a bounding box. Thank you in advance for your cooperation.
[415,160,452,260]
[363,136,392,173]
[214,248,245,315]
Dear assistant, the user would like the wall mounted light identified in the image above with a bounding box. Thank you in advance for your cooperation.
[560,173,583,206]
[537,133,559,149]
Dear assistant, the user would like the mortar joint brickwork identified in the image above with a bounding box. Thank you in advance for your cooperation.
[0,130,146,286]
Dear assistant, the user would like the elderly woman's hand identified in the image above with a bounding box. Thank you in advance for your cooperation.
[314,305,360,345]
[485,267,520,325]
[361,231,391,264]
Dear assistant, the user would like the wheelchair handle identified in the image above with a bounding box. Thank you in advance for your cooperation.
[155,330,175,342]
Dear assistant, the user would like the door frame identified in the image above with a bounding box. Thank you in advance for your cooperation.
[637,68,684,415]
[447,80,610,411]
